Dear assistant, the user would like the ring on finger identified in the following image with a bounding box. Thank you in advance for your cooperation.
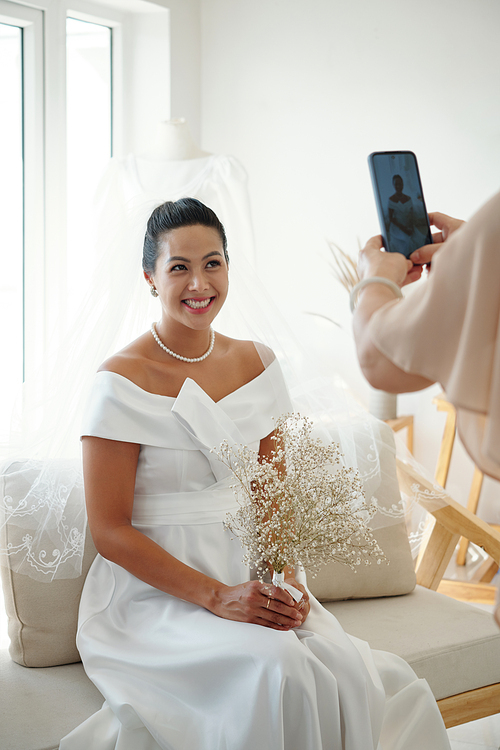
[266,598,271,610]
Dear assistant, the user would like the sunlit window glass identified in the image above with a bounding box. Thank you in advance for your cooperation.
[66,18,112,317]
[0,22,23,444]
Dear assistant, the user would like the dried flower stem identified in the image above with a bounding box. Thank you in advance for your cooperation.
[215,414,386,581]
[327,240,359,293]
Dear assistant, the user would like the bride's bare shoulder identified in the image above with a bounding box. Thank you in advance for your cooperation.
[218,335,275,376]
[97,332,153,385]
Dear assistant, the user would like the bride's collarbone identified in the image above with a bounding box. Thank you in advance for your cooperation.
[102,337,266,400]
[390,193,411,204]
[140,356,261,401]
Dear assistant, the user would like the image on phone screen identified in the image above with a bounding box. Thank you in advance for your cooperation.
[368,151,432,257]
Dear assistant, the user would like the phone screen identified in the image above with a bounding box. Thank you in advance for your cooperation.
[368,151,432,257]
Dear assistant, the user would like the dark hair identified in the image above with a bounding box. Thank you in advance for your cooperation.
[392,174,403,185]
[142,197,228,274]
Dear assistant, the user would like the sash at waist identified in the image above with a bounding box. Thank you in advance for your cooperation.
[131,479,239,526]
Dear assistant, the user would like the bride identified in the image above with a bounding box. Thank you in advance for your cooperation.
[60,198,450,749]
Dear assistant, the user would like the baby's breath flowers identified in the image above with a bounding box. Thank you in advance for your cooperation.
[215,413,386,582]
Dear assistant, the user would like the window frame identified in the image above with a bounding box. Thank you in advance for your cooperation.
[65,0,125,157]
[0,0,44,380]
[0,0,125,382]
[1,0,175,395]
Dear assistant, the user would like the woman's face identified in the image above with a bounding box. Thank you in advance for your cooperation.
[147,224,229,330]
[393,176,404,193]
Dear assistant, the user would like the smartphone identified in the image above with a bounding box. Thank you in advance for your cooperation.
[368,151,432,258]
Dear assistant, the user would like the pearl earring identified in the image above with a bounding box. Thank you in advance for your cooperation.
[150,286,159,297]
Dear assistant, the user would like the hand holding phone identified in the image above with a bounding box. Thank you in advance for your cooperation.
[368,151,432,258]
[358,234,420,288]
[410,211,465,265]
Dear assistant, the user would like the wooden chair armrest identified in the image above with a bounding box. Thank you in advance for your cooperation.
[396,458,500,589]
[397,458,500,561]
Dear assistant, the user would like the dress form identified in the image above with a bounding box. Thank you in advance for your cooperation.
[149,118,209,160]
[137,118,211,189]
[122,119,255,266]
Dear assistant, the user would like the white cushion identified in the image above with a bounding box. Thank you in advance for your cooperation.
[308,420,416,601]
[324,585,500,700]
[309,521,416,601]
[0,465,98,667]
[0,648,103,750]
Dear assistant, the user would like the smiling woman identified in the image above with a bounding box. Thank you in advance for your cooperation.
[97,199,247,399]
[145,223,228,337]
[141,199,229,357]
[58,196,452,750]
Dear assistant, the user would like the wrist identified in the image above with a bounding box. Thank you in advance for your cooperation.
[203,579,227,615]
[358,282,399,306]
[359,265,400,283]
[350,277,402,313]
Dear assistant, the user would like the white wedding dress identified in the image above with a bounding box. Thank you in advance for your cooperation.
[387,198,428,256]
[59,357,450,750]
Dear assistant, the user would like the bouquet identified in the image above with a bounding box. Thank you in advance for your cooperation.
[215,413,386,599]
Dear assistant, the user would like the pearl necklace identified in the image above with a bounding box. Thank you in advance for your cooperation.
[150,323,215,363]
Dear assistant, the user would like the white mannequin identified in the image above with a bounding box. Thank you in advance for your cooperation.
[143,118,210,160]
[157,118,210,159]
[136,118,212,192]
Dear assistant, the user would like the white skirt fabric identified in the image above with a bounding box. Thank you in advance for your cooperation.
[60,365,450,750]
[61,500,449,750]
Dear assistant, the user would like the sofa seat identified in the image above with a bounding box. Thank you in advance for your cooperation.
[3,585,500,750]
[0,649,103,750]
[326,585,500,701]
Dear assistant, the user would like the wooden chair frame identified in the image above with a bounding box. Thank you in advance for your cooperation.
[396,458,500,728]
[433,392,498,581]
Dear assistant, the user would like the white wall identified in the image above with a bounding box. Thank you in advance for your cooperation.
[121,0,201,154]
[167,0,201,141]
[200,0,500,522]
[122,11,171,153]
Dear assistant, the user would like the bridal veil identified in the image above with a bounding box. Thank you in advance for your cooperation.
[0,146,446,582]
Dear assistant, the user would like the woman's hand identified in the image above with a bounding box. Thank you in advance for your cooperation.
[284,576,311,624]
[212,580,305,631]
[410,211,465,266]
[358,235,421,287]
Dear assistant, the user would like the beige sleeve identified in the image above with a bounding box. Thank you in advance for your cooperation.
[368,191,500,480]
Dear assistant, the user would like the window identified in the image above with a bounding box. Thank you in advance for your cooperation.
[0,0,171,646]
[0,2,43,441]
[0,0,122,647]
[0,2,120,437]
[0,22,23,433]
[66,17,113,315]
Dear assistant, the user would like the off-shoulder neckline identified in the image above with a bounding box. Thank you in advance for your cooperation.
[95,358,278,405]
